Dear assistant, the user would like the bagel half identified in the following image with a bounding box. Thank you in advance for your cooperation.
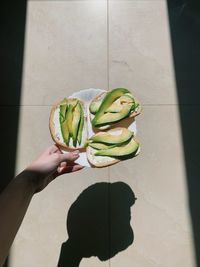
[49,98,87,151]
[86,127,140,167]
[89,90,142,130]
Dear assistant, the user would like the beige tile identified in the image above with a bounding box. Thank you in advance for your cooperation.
[109,106,195,267]
[21,0,107,105]
[12,106,109,267]
[11,169,109,267]
[109,0,177,105]
[15,106,52,172]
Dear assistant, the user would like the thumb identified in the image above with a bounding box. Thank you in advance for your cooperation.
[59,151,79,163]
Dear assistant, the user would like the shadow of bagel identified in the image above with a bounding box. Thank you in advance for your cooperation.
[57,182,136,267]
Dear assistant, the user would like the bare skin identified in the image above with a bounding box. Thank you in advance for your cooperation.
[0,145,83,267]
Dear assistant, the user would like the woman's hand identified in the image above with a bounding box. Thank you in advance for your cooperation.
[24,144,84,192]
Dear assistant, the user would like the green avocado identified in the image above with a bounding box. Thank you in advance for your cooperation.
[60,105,67,124]
[89,142,116,150]
[60,120,70,145]
[105,102,123,113]
[59,98,68,123]
[92,88,130,126]
[60,114,69,145]
[65,105,74,137]
[60,104,73,145]
[95,138,139,157]
[59,99,69,144]
[94,104,132,126]
[90,101,123,114]
[133,100,140,111]
[77,104,84,145]
[124,93,134,97]
[67,99,78,136]
[90,128,133,144]
[120,94,134,104]
[71,103,81,146]
[60,97,68,106]
[89,98,103,114]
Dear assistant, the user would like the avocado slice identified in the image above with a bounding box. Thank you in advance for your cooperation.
[66,99,78,137]
[77,104,84,145]
[65,105,73,138]
[60,119,70,145]
[105,102,123,113]
[60,104,73,145]
[59,99,70,144]
[60,97,68,106]
[59,105,68,123]
[133,100,140,111]
[91,101,123,114]
[105,94,134,113]
[95,138,139,157]
[92,88,130,126]
[71,103,81,146]
[94,104,132,126]
[59,98,68,123]
[89,142,116,150]
[89,98,104,114]
[90,128,133,144]
[120,94,134,104]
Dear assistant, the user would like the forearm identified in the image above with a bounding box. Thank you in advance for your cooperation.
[0,145,81,267]
[0,171,35,266]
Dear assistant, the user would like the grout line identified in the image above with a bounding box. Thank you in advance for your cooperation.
[29,0,105,1]
[1,104,200,107]
[107,0,110,92]
[107,1,111,267]
[107,0,111,183]
[29,0,104,1]
[0,105,53,107]
[141,104,200,106]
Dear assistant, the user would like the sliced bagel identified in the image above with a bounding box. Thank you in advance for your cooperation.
[49,98,87,151]
[89,89,142,129]
[87,127,140,167]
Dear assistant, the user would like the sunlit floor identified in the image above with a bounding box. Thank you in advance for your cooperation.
[10,1,196,266]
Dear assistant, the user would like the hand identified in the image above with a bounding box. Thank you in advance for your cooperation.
[25,145,84,192]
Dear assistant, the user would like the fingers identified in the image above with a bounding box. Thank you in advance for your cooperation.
[57,163,84,175]
[59,162,67,168]
[58,150,80,163]
[66,164,84,173]
[57,166,66,173]
[71,164,84,172]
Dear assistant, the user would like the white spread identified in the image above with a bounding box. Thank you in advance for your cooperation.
[53,107,64,143]
[87,146,116,166]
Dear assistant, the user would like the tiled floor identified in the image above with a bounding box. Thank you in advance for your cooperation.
[10,0,196,267]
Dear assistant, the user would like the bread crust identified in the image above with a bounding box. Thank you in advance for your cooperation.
[49,98,86,151]
[86,146,120,167]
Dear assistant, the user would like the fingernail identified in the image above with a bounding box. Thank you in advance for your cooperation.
[73,153,79,158]
[73,150,79,155]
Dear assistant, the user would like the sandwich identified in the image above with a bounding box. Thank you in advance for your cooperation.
[49,97,87,150]
[89,88,141,129]
[87,127,139,167]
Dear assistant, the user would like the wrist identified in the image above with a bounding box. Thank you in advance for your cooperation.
[16,169,41,194]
